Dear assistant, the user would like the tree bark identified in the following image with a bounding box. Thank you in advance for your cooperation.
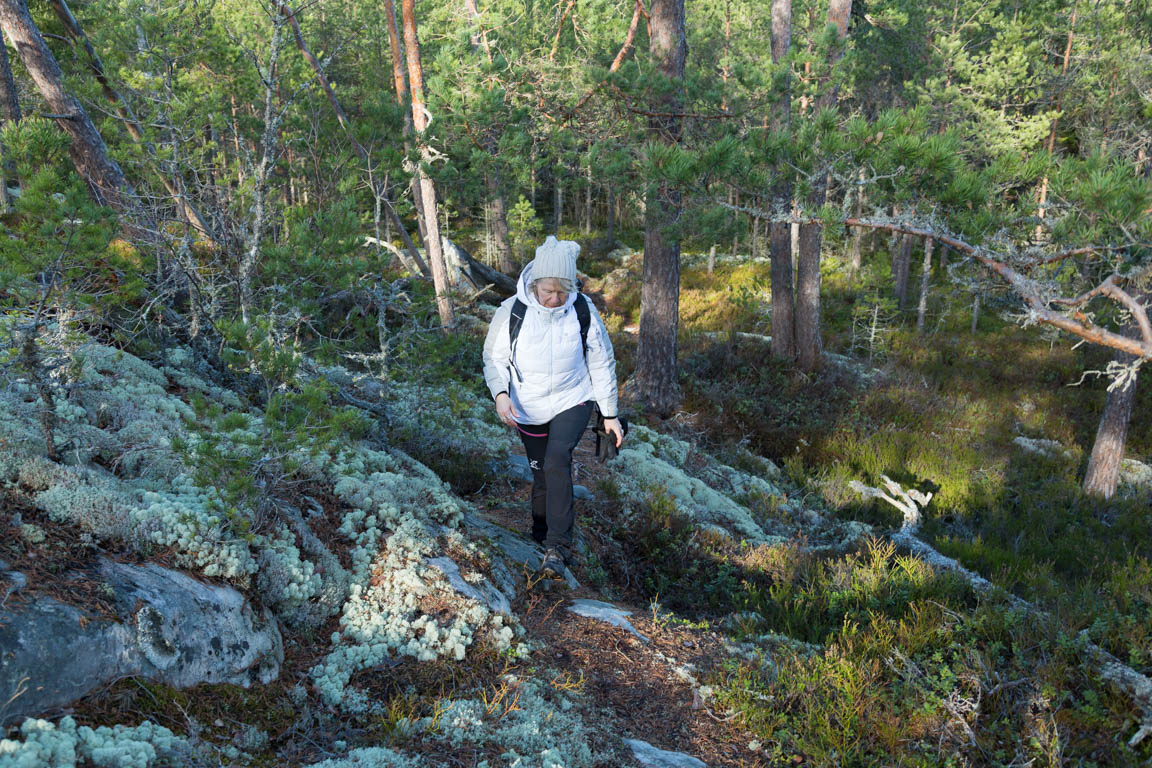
[795,222,822,371]
[238,16,285,323]
[634,0,685,417]
[894,232,913,309]
[0,0,135,213]
[47,0,215,242]
[487,171,515,273]
[279,0,426,276]
[769,0,794,361]
[793,0,850,371]
[606,184,616,244]
[383,0,430,266]
[916,236,933,334]
[553,161,563,234]
[770,221,795,359]
[848,169,865,273]
[0,27,19,210]
[401,0,454,329]
[1083,355,1139,499]
[1083,291,1149,499]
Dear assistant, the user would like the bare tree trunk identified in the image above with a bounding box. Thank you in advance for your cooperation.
[606,184,615,244]
[634,0,685,417]
[401,0,454,329]
[280,1,426,276]
[894,233,912,309]
[916,236,933,334]
[383,0,430,269]
[0,0,136,213]
[238,15,285,324]
[1083,354,1139,499]
[487,172,515,273]
[769,0,795,361]
[1084,291,1148,498]
[795,222,823,371]
[1036,0,1078,240]
[554,162,563,234]
[0,27,19,210]
[793,0,850,372]
[584,160,592,234]
[46,0,215,242]
[970,293,980,333]
[708,244,716,274]
[848,169,865,274]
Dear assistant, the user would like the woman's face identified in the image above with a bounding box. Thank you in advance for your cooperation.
[534,278,568,308]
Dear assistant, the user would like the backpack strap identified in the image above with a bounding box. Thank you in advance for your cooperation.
[508,299,527,382]
[574,293,591,360]
[509,298,527,348]
[507,294,591,379]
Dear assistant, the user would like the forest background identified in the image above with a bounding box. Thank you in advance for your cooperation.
[2,0,1152,763]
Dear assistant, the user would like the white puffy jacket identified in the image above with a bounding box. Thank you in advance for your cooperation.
[482,263,618,425]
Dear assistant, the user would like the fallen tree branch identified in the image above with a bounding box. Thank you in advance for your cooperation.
[851,478,1152,746]
[747,212,1152,361]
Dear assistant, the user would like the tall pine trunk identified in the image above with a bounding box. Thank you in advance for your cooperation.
[384,0,430,268]
[401,0,454,329]
[793,0,851,372]
[1083,292,1148,498]
[795,222,823,370]
[634,0,686,417]
[0,0,135,212]
[894,233,913,309]
[769,0,794,361]
[916,237,933,333]
[0,27,19,210]
[1083,355,1139,499]
[487,172,515,273]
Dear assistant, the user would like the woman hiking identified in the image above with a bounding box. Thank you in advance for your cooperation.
[482,235,624,578]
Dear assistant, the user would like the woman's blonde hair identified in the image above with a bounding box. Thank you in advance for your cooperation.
[531,276,575,296]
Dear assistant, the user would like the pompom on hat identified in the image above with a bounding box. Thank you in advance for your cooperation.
[531,235,580,284]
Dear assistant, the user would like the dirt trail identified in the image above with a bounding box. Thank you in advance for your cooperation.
[474,434,769,768]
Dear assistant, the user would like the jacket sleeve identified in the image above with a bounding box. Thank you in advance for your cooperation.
[482,300,513,401]
[584,300,619,418]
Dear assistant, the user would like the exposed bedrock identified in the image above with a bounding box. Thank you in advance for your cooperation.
[0,558,283,726]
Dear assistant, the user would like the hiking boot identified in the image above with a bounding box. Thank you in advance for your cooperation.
[537,548,567,579]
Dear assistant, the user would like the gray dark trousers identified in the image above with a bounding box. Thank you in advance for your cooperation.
[516,401,592,560]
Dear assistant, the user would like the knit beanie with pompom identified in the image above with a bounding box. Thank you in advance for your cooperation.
[531,235,580,284]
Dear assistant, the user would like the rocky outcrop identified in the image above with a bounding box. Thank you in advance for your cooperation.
[0,558,282,726]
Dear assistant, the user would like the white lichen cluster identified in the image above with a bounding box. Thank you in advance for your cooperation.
[429,677,598,768]
[308,746,428,768]
[3,326,532,733]
[311,451,517,710]
[385,379,507,466]
[135,479,258,580]
[0,716,187,768]
[609,425,787,544]
[18,458,137,540]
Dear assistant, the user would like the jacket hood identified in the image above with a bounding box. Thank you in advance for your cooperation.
[516,261,577,313]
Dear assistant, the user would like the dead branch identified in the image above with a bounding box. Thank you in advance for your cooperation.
[847,474,933,531]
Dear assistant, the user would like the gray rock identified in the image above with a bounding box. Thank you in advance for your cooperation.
[427,556,511,615]
[463,513,580,589]
[567,599,648,643]
[623,739,707,768]
[0,558,283,726]
[504,455,535,483]
[573,484,594,500]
